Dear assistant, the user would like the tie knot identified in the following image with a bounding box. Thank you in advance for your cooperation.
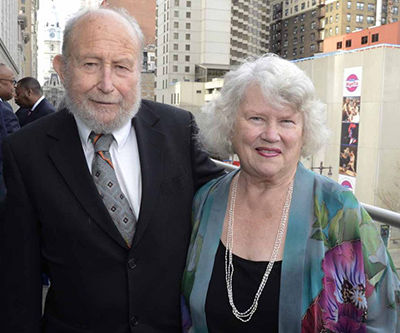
[90,132,114,152]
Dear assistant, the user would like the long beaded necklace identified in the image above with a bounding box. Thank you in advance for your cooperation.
[225,171,294,322]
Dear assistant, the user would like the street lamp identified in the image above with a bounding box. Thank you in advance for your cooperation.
[311,161,333,176]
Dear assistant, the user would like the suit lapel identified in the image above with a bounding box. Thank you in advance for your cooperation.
[131,103,165,249]
[47,109,128,249]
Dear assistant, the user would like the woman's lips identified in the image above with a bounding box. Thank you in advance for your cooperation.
[256,147,281,157]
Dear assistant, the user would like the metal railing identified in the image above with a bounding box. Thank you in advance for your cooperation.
[212,159,400,229]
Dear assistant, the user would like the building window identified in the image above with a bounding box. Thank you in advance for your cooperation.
[174,32,179,39]
[173,43,178,50]
[185,55,190,61]
[311,21,317,29]
[294,26,298,34]
[185,66,190,72]
[337,41,343,49]
[293,48,297,56]
[293,37,298,45]
[329,16,333,23]
[347,13,351,22]
[300,35,305,43]
[300,24,305,32]
[186,1,191,6]
[367,16,374,23]
[336,1,340,8]
[393,6,399,14]
[174,21,179,28]
[185,33,190,40]
[347,0,352,8]
[295,5,298,12]
[186,12,191,18]
[356,14,364,22]
[346,26,351,33]
[173,54,178,61]
[310,44,316,52]
[185,44,190,51]
[174,0,179,5]
[310,32,315,41]
[294,16,298,23]
[300,46,304,54]
[346,39,352,47]
[336,14,339,22]
[301,2,305,9]
[311,9,317,17]
[186,22,191,29]
[173,65,178,72]
[174,10,179,18]
[361,36,368,44]
[356,2,364,10]
[372,33,379,42]
[335,26,339,34]
[368,3,375,11]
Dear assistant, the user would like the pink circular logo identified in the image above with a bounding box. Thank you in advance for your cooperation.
[346,74,359,92]
[341,180,353,189]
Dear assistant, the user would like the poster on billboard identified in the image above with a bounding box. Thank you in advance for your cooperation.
[338,174,357,192]
[343,67,362,97]
[339,67,362,190]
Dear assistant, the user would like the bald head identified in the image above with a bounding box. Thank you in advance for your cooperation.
[61,8,144,62]
[0,63,16,101]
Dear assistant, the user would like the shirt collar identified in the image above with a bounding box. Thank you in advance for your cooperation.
[74,115,132,150]
[31,96,45,111]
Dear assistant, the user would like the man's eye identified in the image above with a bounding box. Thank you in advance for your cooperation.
[84,63,98,68]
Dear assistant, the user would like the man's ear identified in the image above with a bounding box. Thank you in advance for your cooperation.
[53,55,66,84]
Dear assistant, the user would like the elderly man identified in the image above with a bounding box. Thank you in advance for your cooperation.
[0,8,223,333]
[15,77,55,127]
[0,63,20,200]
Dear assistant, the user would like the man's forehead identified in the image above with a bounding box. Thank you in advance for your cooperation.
[0,66,14,78]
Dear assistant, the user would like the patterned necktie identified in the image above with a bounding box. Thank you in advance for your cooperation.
[90,132,136,247]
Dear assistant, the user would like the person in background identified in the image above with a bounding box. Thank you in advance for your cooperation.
[0,7,223,333]
[0,63,20,202]
[15,77,55,127]
[182,54,400,332]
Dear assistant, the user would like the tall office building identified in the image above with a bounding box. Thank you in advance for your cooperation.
[19,0,40,78]
[269,0,400,60]
[155,0,270,103]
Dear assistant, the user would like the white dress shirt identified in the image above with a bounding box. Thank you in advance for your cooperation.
[74,116,142,218]
[31,95,45,111]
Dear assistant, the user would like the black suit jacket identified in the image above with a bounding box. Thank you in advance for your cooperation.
[0,100,224,333]
[16,98,55,127]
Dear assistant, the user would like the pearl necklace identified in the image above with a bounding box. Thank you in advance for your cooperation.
[225,172,294,322]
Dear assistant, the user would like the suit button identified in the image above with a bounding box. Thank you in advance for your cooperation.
[128,258,136,269]
[130,316,139,327]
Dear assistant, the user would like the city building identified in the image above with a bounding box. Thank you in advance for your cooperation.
[269,0,400,60]
[323,20,400,51]
[80,0,103,9]
[41,1,64,108]
[18,0,40,78]
[0,0,25,81]
[102,0,156,44]
[155,0,270,107]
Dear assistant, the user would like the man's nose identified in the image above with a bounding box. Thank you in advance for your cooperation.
[97,66,115,93]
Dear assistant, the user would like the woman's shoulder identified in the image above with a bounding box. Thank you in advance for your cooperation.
[194,169,237,203]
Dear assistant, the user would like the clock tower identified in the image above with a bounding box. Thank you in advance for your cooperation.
[41,0,64,108]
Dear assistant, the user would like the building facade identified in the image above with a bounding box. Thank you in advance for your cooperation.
[155,0,270,105]
[269,0,400,60]
[41,1,64,108]
[19,0,40,78]
[324,20,400,51]
[0,0,25,78]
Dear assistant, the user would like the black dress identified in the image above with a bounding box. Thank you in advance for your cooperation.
[205,241,282,332]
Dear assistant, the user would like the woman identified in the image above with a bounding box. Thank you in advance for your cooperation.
[182,54,400,332]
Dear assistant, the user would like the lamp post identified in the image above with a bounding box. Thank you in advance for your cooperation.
[311,161,333,176]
